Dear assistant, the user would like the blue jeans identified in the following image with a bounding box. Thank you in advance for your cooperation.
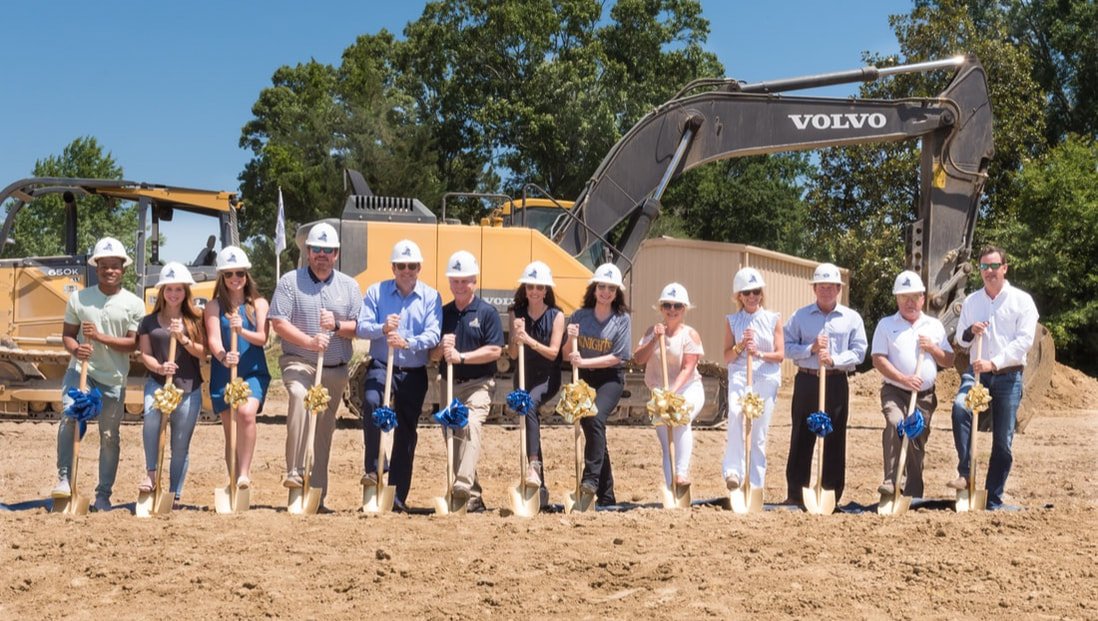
[56,367,125,501]
[951,369,1023,508]
[142,379,202,499]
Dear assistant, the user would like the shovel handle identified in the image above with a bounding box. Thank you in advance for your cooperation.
[658,333,669,390]
[229,329,239,382]
[383,346,394,406]
[79,358,89,392]
[744,352,753,491]
[817,363,826,411]
[968,335,983,499]
[571,337,579,383]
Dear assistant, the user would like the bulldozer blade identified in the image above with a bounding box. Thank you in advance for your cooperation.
[135,490,154,518]
[509,482,540,518]
[802,486,836,515]
[877,492,912,516]
[955,489,988,513]
[564,488,595,514]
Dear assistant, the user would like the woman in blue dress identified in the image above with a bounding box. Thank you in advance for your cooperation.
[203,246,270,490]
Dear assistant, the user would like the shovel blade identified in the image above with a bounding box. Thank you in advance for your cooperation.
[135,491,154,518]
[877,493,913,516]
[70,494,91,516]
[955,489,988,513]
[433,496,450,516]
[287,488,304,515]
[214,485,234,514]
[302,488,322,515]
[803,486,836,515]
[564,489,594,514]
[660,483,690,510]
[234,487,251,513]
[730,486,765,514]
[154,490,174,516]
[50,496,71,514]
[509,482,540,518]
[362,483,395,514]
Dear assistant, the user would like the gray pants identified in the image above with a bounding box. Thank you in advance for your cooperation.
[880,382,937,498]
[449,377,494,501]
[281,355,350,501]
[56,367,126,501]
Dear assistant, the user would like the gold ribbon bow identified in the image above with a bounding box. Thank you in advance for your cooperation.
[153,383,184,415]
[964,382,992,415]
[647,387,691,427]
[224,377,252,409]
[740,389,765,421]
[556,380,598,424]
[305,384,331,415]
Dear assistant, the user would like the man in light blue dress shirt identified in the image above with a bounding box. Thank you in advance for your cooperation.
[356,239,442,509]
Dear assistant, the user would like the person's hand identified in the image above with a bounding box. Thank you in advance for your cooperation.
[225,351,240,367]
[970,321,988,337]
[312,332,331,352]
[386,332,407,349]
[319,309,336,332]
[566,323,579,338]
[442,334,456,349]
[818,349,833,367]
[903,373,922,392]
[972,359,996,374]
[169,318,184,338]
[512,318,526,344]
[743,328,757,354]
[161,361,179,376]
[812,332,829,354]
[383,314,400,335]
[81,321,100,342]
[74,343,93,360]
[568,351,584,368]
[448,348,462,364]
[652,323,666,337]
[917,334,936,353]
[229,312,244,333]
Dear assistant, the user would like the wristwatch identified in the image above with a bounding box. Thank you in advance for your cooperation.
[459,353,467,364]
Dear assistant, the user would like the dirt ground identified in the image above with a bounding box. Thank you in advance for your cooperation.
[2,363,1096,619]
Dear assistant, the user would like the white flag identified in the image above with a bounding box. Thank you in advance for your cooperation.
[275,187,286,254]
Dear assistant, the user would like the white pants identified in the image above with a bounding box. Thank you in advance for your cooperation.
[722,374,779,488]
[654,379,705,486]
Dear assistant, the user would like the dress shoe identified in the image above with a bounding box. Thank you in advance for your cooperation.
[947,476,968,490]
[878,481,895,496]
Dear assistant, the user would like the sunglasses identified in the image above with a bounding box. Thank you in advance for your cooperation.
[309,246,337,255]
[979,262,1003,271]
[741,289,762,297]
[224,270,248,279]
[524,284,546,291]
[661,302,685,310]
[394,262,420,272]
[596,283,618,291]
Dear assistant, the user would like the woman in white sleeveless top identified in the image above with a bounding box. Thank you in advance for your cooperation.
[722,268,783,491]
[634,283,705,490]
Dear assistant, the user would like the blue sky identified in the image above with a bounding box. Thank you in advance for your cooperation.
[1,0,914,257]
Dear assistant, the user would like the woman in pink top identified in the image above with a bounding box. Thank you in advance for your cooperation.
[634,283,705,490]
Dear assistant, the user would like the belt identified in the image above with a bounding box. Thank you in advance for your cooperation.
[374,360,424,372]
[454,375,492,385]
[797,367,852,377]
[324,362,347,369]
[992,365,1023,375]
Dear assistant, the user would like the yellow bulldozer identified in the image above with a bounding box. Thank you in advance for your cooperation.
[0,177,242,419]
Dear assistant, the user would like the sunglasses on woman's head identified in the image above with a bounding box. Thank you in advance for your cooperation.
[225,270,247,279]
[525,284,546,291]
[741,289,762,297]
[661,302,685,310]
[596,283,617,291]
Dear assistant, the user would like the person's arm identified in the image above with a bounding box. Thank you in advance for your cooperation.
[405,294,442,351]
[138,332,161,374]
[632,324,658,365]
[783,312,812,361]
[831,313,868,367]
[354,286,385,340]
[764,319,785,364]
[204,301,226,364]
[990,297,1039,370]
[62,322,92,361]
[723,322,739,364]
[272,317,328,352]
[239,299,269,347]
[82,321,137,353]
[668,328,703,393]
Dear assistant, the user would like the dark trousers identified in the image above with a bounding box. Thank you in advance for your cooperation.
[786,371,850,505]
[951,369,1022,508]
[362,362,428,503]
[522,375,560,506]
[579,368,622,505]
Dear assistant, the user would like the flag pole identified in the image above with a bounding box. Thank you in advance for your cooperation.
[275,186,287,280]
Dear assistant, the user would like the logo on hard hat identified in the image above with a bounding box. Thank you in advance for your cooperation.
[402,246,412,257]
[104,242,113,251]
[165,268,175,278]
[902,277,911,287]
[749,275,757,283]
[452,260,462,271]
[668,288,677,297]
[528,269,538,278]
[603,270,613,277]
[228,253,238,263]
[318,231,328,241]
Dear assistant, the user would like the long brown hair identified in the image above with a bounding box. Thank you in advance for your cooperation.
[153,284,206,343]
[509,284,559,315]
[213,270,261,325]
[582,282,630,314]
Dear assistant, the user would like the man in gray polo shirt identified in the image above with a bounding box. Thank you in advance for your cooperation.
[270,222,361,508]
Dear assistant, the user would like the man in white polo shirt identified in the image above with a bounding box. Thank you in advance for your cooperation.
[871,270,954,499]
[948,245,1038,510]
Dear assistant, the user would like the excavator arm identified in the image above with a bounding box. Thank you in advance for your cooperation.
[555,55,993,333]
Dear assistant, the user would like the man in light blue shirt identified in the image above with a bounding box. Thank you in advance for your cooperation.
[783,262,867,509]
[356,239,441,509]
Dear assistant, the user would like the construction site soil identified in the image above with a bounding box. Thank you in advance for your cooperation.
[2,362,1095,619]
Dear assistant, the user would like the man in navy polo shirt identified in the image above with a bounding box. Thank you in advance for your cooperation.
[432,250,504,512]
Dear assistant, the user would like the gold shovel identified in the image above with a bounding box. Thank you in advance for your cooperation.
[214,330,250,514]
[137,339,179,518]
[51,359,94,516]
[289,349,325,515]
[433,362,467,515]
[508,343,540,517]
[563,338,595,514]
[362,346,397,514]
[803,365,836,515]
[878,352,925,516]
[730,352,764,514]
[657,335,690,509]
[956,336,990,512]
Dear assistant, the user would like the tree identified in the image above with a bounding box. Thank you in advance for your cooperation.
[2,136,130,261]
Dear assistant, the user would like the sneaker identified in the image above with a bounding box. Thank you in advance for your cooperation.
[236,476,251,490]
[92,497,112,512]
[525,461,542,488]
[360,472,378,486]
[877,481,895,496]
[724,474,742,491]
[51,478,72,499]
[283,472,303,489]
[467,496,487,513]
[450,485,471,508]
[947,476,968,491]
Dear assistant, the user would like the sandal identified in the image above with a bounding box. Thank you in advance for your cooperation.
[137,475,154,493]
[237,475,251,490]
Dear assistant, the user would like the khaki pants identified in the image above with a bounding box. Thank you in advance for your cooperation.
[282,355,350,499]
[449,377,494,501]
[880,382,937,498]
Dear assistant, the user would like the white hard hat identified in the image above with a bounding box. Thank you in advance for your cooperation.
[892,270,926,295]
[305,222,340,248]
[732,267,766,294]
[87,236,132,267]
[655,282,692,310]
[216,245,252,272]
[518,261,555,287]
[390,239,424,263]
[589,263,625,290]
[445,250,479,277]
[811,262,843,285]
[157,261,196,287]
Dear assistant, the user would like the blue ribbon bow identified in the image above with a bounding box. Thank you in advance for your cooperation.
[372,405,398,432]
[807,410,833,437]
[898,409,925,439]
[63,386,103,439]
[433,398,469,429]
[506,389,534,416]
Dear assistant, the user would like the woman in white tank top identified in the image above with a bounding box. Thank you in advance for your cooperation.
[722,268,783,492]
[634,283,705,490]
